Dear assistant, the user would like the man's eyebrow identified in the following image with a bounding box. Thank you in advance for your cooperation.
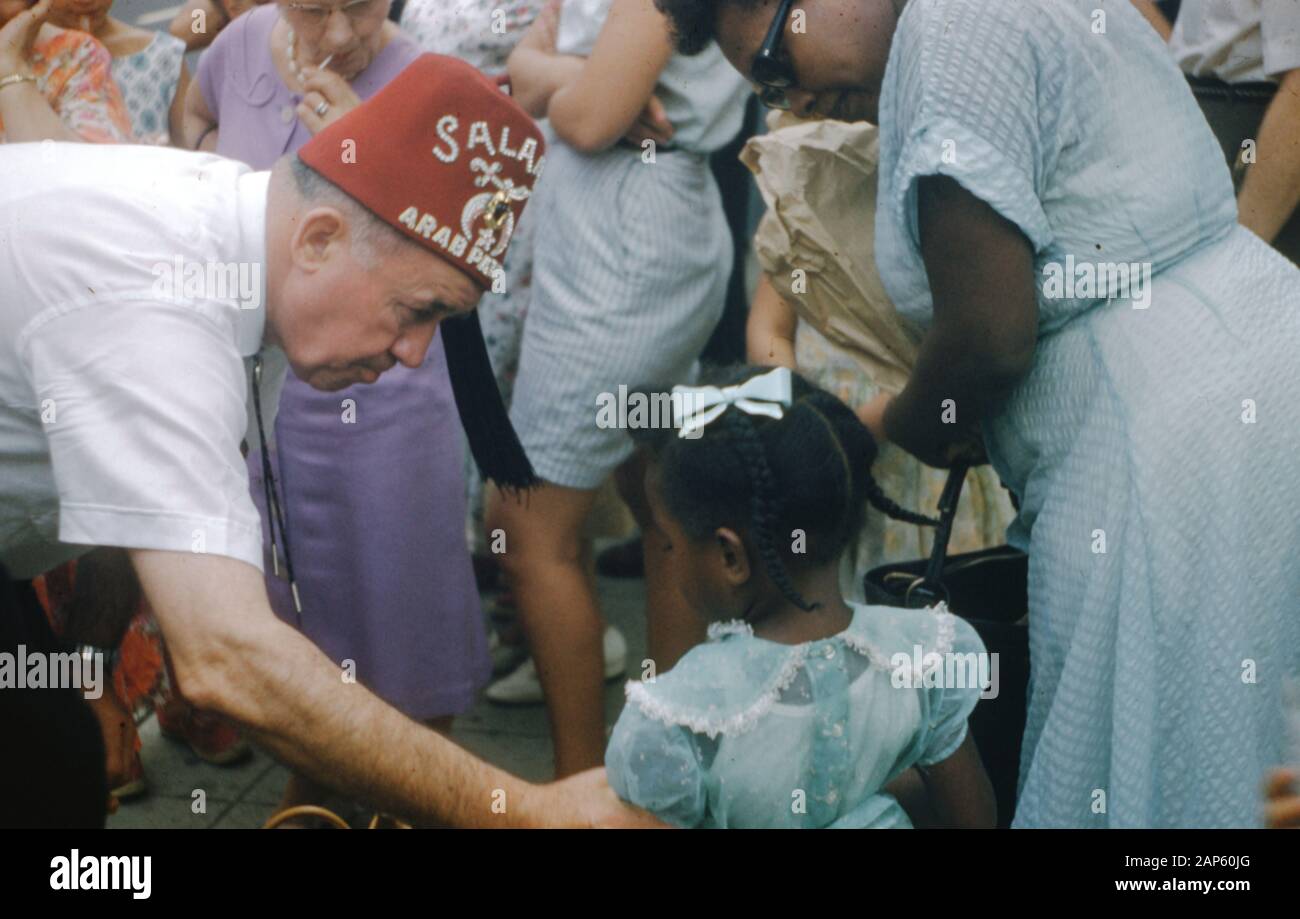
[438,305,476,323]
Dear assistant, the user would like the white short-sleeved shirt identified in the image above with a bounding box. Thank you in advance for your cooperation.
[1170,0,1300,83]
[0,142,287,578]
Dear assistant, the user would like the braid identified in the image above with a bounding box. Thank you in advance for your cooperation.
[797,399,856,548]
[802,391,940,528]
[864,475,941,527]
[724,410,818,613]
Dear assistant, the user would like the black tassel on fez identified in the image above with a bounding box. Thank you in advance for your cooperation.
[440,309,539,491]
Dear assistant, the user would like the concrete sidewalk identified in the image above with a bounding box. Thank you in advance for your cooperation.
[106,572,647,828]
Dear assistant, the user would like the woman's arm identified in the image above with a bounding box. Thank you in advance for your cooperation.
[881,175,1038,467]
[506,0,585,118]
[1237,67,1300,244]
[180,71,218,150]
[915,733,998,828]
[168,59,193,146]
[0,77,77,141]
[545,0,674,153]
[746,273,798,368]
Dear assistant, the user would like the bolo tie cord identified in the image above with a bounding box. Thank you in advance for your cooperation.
[252,355,303,624]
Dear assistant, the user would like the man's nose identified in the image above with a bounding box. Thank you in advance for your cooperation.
[389,321,438,369]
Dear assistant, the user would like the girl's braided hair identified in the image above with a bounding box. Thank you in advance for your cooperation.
[629,365,936,611]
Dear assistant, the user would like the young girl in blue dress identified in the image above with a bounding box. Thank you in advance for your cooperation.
[605,365,997,828]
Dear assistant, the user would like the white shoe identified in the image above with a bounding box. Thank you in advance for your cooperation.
[487,629,529,677]
[485,626,628,705]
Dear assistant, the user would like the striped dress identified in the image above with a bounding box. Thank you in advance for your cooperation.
[507,0,750,488]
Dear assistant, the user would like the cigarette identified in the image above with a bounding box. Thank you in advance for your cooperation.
[319,54,335,70]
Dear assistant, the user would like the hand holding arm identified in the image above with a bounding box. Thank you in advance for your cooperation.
[506,0,585,117]
[130,548,664,827]
[545,0,674,153]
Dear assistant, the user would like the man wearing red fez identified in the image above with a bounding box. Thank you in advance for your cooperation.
[0,54,657,827]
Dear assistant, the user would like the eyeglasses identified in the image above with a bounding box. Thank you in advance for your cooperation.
[750,0,798,110]
[286,0,383,29]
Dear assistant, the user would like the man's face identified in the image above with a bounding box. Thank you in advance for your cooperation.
[274,211,482,391]
[715,0,900,123]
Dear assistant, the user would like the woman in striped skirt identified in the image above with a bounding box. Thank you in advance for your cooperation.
[492,0,749,774]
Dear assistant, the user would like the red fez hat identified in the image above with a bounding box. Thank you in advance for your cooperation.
[299,55,546,490]
[299,53,545,289]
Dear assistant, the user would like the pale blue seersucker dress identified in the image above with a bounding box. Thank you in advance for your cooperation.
[874,0,1300,827]
[606,604,985,828]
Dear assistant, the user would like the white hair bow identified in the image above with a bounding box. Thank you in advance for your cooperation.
[671,366,793,440]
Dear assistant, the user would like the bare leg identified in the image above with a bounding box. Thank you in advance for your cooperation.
[614,452,705,673]
[487,482,604,778]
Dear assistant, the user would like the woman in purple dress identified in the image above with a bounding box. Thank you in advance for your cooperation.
[180,0,490,816]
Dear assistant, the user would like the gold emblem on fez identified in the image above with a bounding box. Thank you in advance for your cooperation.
[461,157,532,258]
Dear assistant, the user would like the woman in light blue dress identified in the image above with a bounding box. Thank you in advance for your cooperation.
[656,0,1300,827]
[605,365,996,828]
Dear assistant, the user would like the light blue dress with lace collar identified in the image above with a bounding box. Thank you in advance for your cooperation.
[606,602,986,828]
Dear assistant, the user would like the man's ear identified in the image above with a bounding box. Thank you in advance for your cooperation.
[290,206,346,271]
[716,527,751,586]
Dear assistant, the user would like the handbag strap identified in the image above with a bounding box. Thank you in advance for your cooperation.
[906,463,969,607]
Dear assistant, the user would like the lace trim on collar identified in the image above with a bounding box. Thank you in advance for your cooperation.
[706,620,754,641]
[626,603,959,738]
[625,644,808,739]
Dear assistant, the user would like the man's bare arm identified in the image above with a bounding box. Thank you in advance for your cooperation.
[129,548,661,828]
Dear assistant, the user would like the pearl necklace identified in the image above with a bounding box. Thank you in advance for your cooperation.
[285,28,337,88]
[285,28,305,87]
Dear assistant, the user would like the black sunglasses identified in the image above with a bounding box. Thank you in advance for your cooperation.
[750,0,798,109]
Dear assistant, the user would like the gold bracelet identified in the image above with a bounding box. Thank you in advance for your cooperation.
[0,73,38,92]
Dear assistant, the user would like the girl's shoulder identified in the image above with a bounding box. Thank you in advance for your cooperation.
[620,604,984,740]
[621,623,804,740]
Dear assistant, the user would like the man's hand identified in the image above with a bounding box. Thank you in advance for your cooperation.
[1264,768,1300,828]
[542,767,670,828]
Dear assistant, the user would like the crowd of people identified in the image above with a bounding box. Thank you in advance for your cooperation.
[2,0,1299,829]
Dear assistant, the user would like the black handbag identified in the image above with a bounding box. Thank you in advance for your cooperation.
[863,464,1029,827]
